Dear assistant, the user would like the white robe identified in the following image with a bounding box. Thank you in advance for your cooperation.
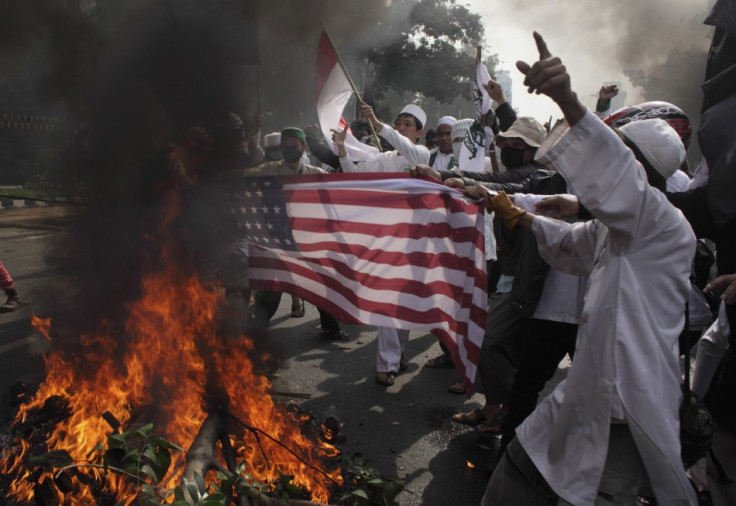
[337,122,430,372]
[517,111,697,505]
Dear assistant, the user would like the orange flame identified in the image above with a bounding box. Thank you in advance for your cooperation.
[31,313,53,341]
[1,192,341,503]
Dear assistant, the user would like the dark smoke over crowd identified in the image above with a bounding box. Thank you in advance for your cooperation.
[0,0,715,336]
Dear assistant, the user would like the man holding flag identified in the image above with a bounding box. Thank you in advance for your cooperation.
[314,25,483,389]
[331,102,431,386]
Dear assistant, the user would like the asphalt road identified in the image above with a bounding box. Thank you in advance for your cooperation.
[0,204,570,505]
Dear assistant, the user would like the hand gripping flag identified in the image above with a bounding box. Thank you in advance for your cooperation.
[222,173,487,394]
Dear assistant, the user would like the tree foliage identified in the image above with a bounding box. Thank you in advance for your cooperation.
[361,0,492,113]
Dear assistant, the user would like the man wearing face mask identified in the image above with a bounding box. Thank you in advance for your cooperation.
[245,127,349,342]
[411,117,549,400]
[248,128,322,175]
[416,116,547,188]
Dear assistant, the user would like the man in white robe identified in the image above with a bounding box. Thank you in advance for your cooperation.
[477,33,697,506]
[332,103,430,386]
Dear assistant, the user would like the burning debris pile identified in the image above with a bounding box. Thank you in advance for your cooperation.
[0,192,344,504]
[0,1,419,503]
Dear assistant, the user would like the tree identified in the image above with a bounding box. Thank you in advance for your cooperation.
[360,0,494,118]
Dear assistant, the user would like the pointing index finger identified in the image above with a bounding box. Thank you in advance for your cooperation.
[533,31,551,60]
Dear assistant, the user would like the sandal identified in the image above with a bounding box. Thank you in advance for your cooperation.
[375,372,396,386]
[399,353,408,371]
[320,329,349,341]
[477,407,509,433]
[448,379,465,394]
[452,407,487,426]
[290,297,305,318]
[424,354,454,368]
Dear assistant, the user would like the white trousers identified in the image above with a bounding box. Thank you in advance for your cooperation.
[376,327,409,373]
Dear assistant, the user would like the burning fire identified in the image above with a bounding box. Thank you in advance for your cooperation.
[1,194,341,504]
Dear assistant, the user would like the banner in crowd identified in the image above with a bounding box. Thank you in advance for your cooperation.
[224,173,488,393]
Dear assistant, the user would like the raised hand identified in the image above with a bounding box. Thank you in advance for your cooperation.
[483,79,505,104]
[515,32,586,125]
[598,84,619,101]
[359,101,381,129]
[330,124,349,157]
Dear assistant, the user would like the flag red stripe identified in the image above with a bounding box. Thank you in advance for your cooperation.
[281,238,488,275]
[316,30,339,99]
[291,217,479,244]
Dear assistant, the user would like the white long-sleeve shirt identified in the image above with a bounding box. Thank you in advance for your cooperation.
[339,123,429,173]
[517,111,697,506]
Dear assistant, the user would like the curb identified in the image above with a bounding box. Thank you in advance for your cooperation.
[1,199,51,210]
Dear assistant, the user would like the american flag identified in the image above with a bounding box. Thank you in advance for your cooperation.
[223,172,487,393]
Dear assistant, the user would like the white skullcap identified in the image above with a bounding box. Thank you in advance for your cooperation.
[399,104,427,129]
[619,118,685,180]
[264,132,281,148]
[436,116,457,128]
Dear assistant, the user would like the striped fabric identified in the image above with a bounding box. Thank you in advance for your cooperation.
[225,172,487,392]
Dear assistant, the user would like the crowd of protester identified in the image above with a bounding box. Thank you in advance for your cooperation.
[126,4,735,504]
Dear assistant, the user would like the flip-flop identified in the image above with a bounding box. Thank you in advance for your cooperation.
[424,354,454,368]
[451,407,487,426]
[290,298,305,318]
[375,372,396,386]
[448,380,465,394]
[477,408,508,433]
[399,353,408,371]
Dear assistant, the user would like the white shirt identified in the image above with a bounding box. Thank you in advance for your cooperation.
[512,193,586,324]
[431,150,454,171]
[517,111,697,506]
[339,123,430,173]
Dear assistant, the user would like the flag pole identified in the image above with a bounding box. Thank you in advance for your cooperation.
[320,22,382,151]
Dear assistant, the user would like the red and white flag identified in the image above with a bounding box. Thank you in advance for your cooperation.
[225,173,487,393]
[316,29,378,162]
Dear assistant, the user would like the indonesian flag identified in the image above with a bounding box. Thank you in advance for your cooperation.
[316,29,378,162]
[222,173,488,394]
